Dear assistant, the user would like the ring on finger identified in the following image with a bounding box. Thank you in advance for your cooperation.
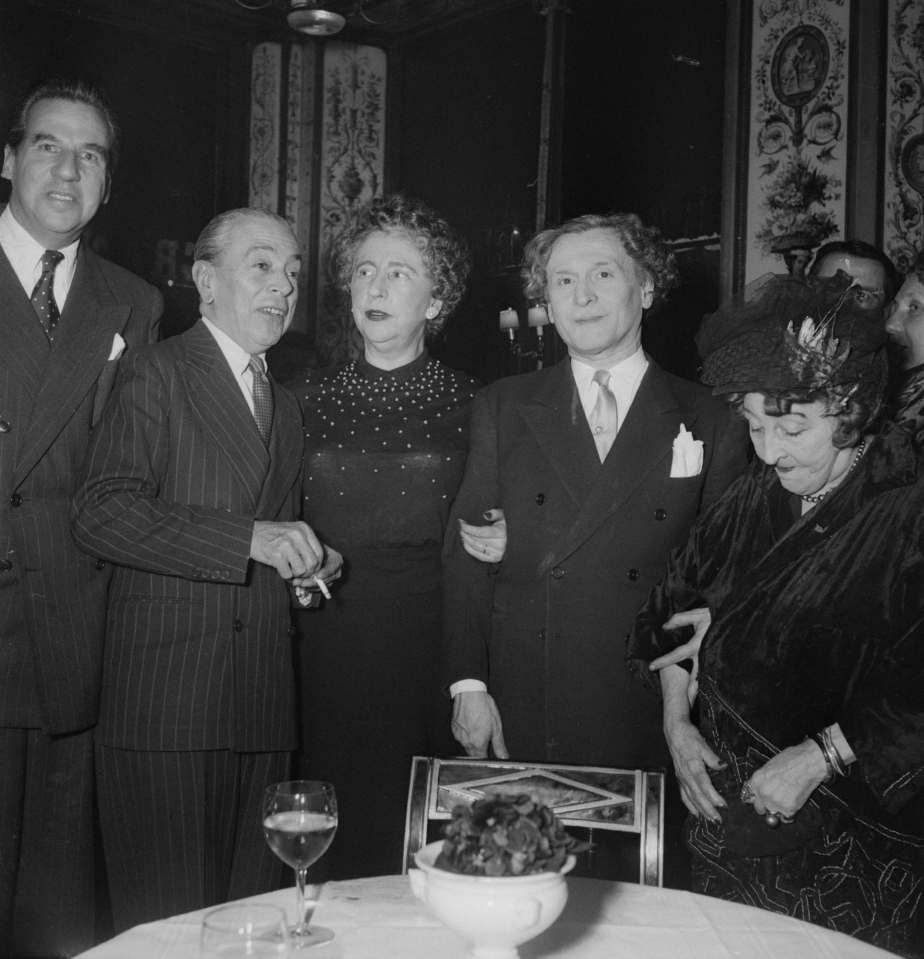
[740,781,755,802]
[780,813,795,824]
[764,812,781,828]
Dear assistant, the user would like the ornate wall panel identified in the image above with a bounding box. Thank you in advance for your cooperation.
[249,41,282,211]
[286,43,318,330]
[743,0,851,282]
[883,0,924,271]
[315,43,387,366]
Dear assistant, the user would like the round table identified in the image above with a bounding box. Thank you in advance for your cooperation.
[75,874,899,958]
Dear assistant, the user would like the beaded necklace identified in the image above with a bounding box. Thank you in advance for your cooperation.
[799,439,867,505]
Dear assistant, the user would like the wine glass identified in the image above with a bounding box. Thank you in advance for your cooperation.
[263,780,338,948]
[200,902,289,957]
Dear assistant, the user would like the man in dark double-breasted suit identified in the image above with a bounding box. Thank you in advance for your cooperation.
[444,214,746,883]
[0,81,161,957]
[73,208,340,930]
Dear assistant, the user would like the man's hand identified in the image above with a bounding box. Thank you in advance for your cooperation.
[459,508,507,564]
[250,521,324,580]
[292,545,344,604]
[649,607,712,706]
[451,690,509,759]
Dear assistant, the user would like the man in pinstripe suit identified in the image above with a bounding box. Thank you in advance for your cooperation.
[0,81,162,957]
[73,208,340,930]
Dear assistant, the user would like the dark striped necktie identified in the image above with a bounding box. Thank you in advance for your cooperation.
[248,355,274,444]
[31,249,64,339]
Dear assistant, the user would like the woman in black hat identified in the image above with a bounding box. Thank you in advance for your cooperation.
[631,272,924,957]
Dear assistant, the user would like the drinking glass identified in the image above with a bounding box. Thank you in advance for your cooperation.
[200,902,289,957]
[263,780,338,948]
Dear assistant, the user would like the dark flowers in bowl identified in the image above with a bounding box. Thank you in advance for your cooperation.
[434,793,589,877]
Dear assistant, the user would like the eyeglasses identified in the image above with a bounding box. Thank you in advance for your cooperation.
[852,286,886,307]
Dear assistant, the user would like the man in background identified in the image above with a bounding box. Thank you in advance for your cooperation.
[0,79,162,957]
[73,208,340,930]
[810,239,898,313]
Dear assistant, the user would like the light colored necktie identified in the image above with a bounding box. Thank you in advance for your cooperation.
[31,249,64,339]
[248,355,274,444]
[590,369,619,461]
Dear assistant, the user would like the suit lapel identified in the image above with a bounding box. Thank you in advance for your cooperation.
[0,247,49,399]
[555,363,691,561]
[518,360,599,509]
[256,381,303,519]
[182,322,271,504]
[14,246,131,485]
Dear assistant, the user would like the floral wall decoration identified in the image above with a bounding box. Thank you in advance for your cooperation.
[249,42,282,212]
[744,0,851,282]
[316,43,387,366]
[248,41,385,351]
[883,0,924,272]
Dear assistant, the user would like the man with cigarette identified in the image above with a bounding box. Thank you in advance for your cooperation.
[0,79,161,957]
[73,207,340,929]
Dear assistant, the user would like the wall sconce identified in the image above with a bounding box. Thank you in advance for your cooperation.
[498,305,549,369]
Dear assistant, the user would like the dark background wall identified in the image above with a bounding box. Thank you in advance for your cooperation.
[0,0,728,379]
[0,0,258,338]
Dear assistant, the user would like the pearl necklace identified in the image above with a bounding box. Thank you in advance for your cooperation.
[800,440,867,504]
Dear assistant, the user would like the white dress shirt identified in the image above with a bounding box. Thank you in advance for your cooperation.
[450,348,651,698]
[199,315,267,416]
[0,205,79,307]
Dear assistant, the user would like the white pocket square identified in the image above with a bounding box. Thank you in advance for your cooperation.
[108,332,126,361]
[670,423,704,478]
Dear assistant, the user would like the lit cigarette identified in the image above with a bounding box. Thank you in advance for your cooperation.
[314,575,332,600]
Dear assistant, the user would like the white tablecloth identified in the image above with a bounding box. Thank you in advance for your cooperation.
[76,874,899,959]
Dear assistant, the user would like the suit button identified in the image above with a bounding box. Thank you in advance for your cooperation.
[654,508,667,521]
[551,567,565,579]
[0,420,10,433]
[95,559,106,570]
[233,618,243,632]
[9,493,22,507]
[535,493,545,505]
[627,568,640,581]
[0,559,12,571]
[538,628,546,641]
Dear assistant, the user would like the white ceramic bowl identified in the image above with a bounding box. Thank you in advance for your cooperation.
[408,840,575,959]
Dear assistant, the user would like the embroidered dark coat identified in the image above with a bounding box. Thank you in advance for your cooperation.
[631,425,924,956]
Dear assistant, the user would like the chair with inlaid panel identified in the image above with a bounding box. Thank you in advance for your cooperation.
[402,756,664,885]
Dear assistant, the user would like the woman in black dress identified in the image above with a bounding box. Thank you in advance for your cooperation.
[291,195,500,878]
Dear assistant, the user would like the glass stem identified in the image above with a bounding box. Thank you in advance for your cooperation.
[294,867,311,934]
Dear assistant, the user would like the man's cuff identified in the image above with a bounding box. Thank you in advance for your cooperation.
[450,679,488,698]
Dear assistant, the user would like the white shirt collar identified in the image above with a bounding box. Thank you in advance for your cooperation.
[570,349,649,428]
[199,315,268,415]
[0,205,80,306]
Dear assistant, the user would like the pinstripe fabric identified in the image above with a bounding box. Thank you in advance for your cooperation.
[96,744,289,930]
[0,240,162,958]
[73,320,304,752]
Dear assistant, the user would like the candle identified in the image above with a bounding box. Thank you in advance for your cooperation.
[499,308,519,331]
[527,305,549,327]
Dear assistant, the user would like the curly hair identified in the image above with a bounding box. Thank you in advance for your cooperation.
[726,387,881,449]
[330,194,471,337]
[521,212,679,307]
